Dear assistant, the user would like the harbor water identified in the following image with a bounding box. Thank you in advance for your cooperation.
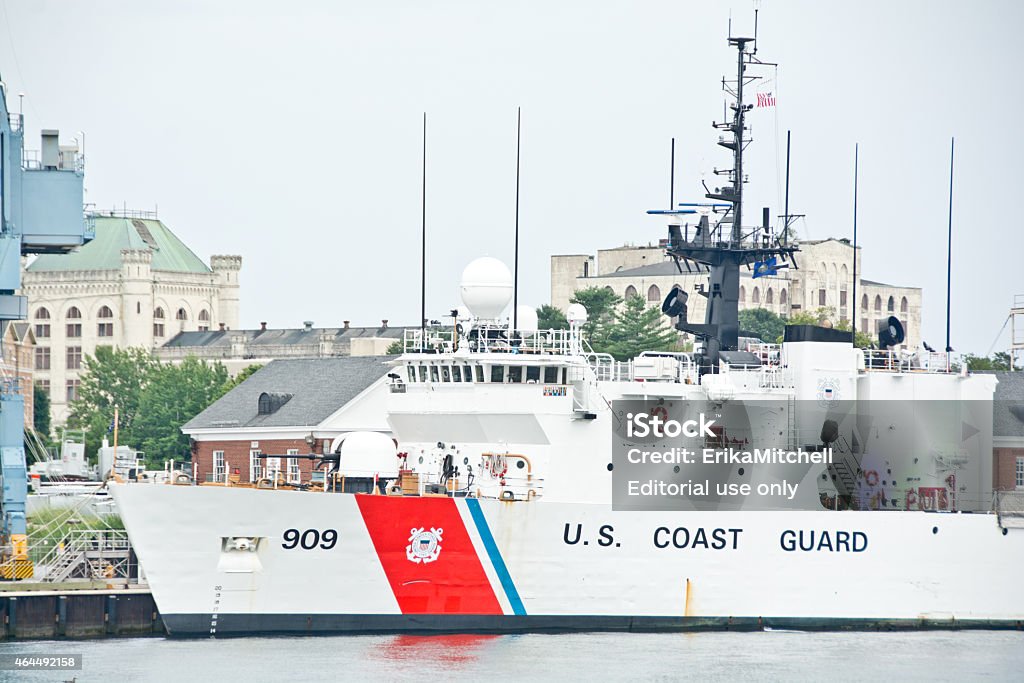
[1,631,1022,681]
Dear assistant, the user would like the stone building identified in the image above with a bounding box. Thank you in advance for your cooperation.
[22,212,242,423]
[156,320,410,375]
[551,238,923,348]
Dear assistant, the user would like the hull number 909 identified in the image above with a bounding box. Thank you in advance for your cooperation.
[282,528,338,550]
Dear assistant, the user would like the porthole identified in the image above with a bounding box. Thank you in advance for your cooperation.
[932,526,938,535]
[606,463,614,472]
[516,460,525,469]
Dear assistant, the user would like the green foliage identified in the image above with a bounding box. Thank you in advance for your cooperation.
[386,339,404,354]
[833,319,875,349]
[223,363,263,391]
[67,346,158,460]
[536,304,568,331]
[963,351,1015,372]
[602,295,679,361]
[32,384,51,440]
[68,348,233,467]
[738,308,786,343]
[570,287,621,348]
[133,357,230,466]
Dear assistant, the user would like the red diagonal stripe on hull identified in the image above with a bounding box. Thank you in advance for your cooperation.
[356,496,502,615]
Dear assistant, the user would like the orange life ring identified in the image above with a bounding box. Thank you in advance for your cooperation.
[864,470,880,487]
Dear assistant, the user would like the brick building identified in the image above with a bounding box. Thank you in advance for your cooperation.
[183,356,393,484]
[0,322,36,427]
[993,371,1024,492]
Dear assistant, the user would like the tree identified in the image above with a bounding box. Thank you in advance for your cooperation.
[833,319,875,349]
[32,384,51,441]
[385,339,404,354]
[570,287,621,348]
[603,295,679,360]
[963,352,1015,372]
[67,346,158,460]
[738,308,786,343]
[133,357,231,466]
[222,364,263,392]
[536,304,568,331]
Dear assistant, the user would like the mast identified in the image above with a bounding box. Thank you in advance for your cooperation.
[657,27,798,374]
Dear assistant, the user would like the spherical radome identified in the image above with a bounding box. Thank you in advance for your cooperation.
[567,303,588,325]
[515,305,538,333]
[460,257,513,319]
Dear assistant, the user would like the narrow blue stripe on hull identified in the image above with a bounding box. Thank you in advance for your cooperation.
[465,497,527,616]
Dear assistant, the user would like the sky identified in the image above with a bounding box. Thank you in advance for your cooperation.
[1,0,1020,356]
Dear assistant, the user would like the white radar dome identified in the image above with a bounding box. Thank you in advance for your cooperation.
[332,432,399,478]
[566,303,589,326]
[514,305,538,333]
[460,257,514,320]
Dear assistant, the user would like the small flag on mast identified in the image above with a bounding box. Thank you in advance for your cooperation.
[757,92,776,108]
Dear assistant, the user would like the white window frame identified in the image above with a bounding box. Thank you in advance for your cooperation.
[287,449,300,484]
[249,449,262,482]
[213,450,225,483]
[1016,456,1024,490]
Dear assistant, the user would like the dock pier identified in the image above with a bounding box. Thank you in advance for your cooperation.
[0,589,163,639]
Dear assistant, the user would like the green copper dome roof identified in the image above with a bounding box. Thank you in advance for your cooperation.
[27,216,212,274]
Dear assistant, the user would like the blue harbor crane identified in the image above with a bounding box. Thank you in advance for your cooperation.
[0,81,91,578]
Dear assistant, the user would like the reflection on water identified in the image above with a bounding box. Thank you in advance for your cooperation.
[372,633,499,666]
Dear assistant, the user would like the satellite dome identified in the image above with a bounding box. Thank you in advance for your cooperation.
[460,257,513,320]
[567,303,588,326]
[514,305,538,333]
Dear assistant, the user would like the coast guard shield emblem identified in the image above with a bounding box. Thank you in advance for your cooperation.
[406,527,443,564]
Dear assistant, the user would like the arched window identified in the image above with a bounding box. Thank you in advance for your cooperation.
[766,288,774,305]
[176,308,188,321]
[780,289,787,306]
[862,294,869,310]
[198,310,210,322]
[97,306,114,338]
[34,308,51,339]
[887,296,895,312]
[65,306,82,338]
[624,285,637,298]
[874,295,882,312]
[752,287,760,304]
[66,306,81,319]
[739,286,746,302]
[153,307,166,338]
[900,297,908,313]
[647,284,661,302]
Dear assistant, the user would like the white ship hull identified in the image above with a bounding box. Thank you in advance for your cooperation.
[112,484,1024,636]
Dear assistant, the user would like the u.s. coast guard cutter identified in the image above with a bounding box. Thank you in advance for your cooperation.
[112,32,1024,636]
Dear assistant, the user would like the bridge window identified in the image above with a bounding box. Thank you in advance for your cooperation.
[418,365,427,382]
[429,366,439,383]
[464,365,474,383]
[544,366,559,383]
[490,365,504,383]
[508,366,523,383]
[441,366,451,382]
[474,366,484,383]
[452,366,462,382]
[526,366,540,383]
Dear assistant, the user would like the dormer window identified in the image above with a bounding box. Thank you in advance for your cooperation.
[258,392,293,415]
